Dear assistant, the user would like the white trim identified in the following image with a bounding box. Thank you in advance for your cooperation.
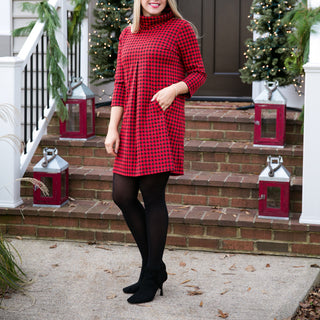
[309,0,320,8]
[80,18,89,85]
[300,67,320,223]
[0,57,23,208]
[17,21,45,67]
[0,0,12,35]
[299,1,320,224]
[300,218,320,225]
[304,63,320,72]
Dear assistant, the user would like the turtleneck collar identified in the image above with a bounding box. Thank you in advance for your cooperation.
[139,7,174,31]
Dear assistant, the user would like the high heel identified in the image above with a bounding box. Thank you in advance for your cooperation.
[123,261,166,294]
[127,267,167,304]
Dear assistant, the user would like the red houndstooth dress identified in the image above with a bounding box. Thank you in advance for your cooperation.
[111,9,207,177]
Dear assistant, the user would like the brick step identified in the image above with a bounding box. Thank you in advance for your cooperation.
[184,140,302,176]
[22,166,302,213]
[47,105,303,145]
[33,135,303,176]
[1,199,319,257]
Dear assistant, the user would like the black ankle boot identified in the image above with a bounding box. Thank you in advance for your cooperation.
[123,265,146,294]
[123,262,166,294]
[127,266,167,304]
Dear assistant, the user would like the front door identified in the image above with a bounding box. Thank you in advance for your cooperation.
[177,0,252,98]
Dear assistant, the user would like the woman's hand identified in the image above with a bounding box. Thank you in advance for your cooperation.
[105,129,120,157]
[151,84,177,112]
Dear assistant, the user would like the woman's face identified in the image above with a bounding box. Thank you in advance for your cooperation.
[141,0,167,17]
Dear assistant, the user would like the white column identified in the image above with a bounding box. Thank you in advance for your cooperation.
[0,0,12,35]
[299,0,320,224]
[56,0,68,88]
[0,57,24,208]
[81,18,89,85]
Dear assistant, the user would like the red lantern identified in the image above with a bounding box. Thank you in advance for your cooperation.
[33,148,69,207]
[60,78,95,140]
[254,81,286,147]
[258,156,291,219]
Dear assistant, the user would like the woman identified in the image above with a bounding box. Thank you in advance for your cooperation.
[105,0,206,304]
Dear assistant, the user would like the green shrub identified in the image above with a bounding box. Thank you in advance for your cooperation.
[0,235,27,304]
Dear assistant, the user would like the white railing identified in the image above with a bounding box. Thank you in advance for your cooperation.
[0,0,68,208]
[299,0,320,224]
[18,0,64,175]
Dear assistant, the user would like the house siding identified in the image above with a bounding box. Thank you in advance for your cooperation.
[12,0,39,55]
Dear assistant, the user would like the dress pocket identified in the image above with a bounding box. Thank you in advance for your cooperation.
[151,99,165,115]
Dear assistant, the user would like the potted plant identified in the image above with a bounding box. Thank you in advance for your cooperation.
[240,0,304,109]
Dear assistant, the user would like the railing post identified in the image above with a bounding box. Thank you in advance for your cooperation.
[80,17,89,84]
[56,0,68,89]
[0,57,24,208]
[299,0,320,224]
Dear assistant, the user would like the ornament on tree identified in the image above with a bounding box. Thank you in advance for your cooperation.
[240,0,298,87]
[89,0,133,85]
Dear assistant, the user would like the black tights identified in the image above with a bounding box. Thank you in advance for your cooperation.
[112,172,170,270]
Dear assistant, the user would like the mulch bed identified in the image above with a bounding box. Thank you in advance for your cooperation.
[291,284,320,320]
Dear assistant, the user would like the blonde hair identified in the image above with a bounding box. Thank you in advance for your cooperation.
[131,0,183,33]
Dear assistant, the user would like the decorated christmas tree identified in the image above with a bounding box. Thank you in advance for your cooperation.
[89,0,133,85]
[240,0,297,87]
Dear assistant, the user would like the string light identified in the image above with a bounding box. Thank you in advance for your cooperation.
[89,0,133,99]
[240,0,298,86]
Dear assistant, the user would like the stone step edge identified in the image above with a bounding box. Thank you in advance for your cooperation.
[38,135,302,157]
[2,198,312,232]
[25,166,302,190]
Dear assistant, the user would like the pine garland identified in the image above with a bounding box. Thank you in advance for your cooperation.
[282,0,320,129]
[89,0,133,85]
[69,0,91,46]
[13,0,90,121]
[283,0,320,75]
[240,0,298,87]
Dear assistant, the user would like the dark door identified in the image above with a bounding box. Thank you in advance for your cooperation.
[176,0,252,98]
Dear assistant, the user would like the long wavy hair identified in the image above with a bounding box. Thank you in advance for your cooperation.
[131,0,183,33]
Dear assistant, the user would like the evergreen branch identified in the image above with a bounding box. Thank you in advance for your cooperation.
[68,0,91,45]
[12,21,36,37]
[21,2,39,14]
[283,0,320,74]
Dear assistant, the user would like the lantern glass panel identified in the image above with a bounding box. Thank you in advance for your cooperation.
[61,171,66,198]
[261,109,277,138]
[66,103,80,132]
[41,176,53,197]
[267,186,281,208]
[87,99,93,134]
